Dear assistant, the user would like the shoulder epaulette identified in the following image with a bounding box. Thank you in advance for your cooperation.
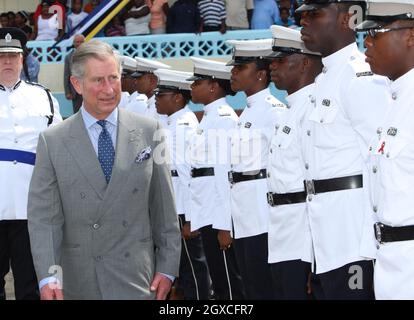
[24,81,54,126]
[218,105,233,117]
[356,71,374,77]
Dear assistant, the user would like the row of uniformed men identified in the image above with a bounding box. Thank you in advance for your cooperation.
[114,0,414,300]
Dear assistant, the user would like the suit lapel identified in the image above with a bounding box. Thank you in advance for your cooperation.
[63,113,107,200]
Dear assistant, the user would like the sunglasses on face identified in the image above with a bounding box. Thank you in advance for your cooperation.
[367,26,413,38]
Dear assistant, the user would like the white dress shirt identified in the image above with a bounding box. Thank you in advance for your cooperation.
[229,88,286,239]
[302,43,390,273]
[267,84,313,264]
[367,67,414,299]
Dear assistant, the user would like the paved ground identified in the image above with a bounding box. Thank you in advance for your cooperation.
[5,272,15,300]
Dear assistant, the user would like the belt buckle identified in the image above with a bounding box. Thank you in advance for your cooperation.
[228,171,234,184]
[267,192,274,206]
[375,222,384,244]
[305,180,316,195]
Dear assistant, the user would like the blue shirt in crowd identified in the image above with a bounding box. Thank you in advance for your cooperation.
[251,0,281,29]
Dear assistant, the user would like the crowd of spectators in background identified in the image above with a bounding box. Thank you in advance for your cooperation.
[0,0,302,42]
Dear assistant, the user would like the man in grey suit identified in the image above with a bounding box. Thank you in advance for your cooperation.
[27,40,181,300]
[63,34,85,114]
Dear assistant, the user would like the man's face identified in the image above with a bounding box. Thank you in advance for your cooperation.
[364,21,414,80]
[300,5,342,55]
[269,54,303,92]
[71,56,121,120]
[0,52,23,85]
[73,35,85,48]
[121,74,137,94]
[135,73,156,98]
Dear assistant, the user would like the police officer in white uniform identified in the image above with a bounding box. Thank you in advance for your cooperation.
[266,25,322,300]
[133,57,171,126]
[356,0,414,300]
[118,55,148,113]
[187,57,245,300]
[153,68,211,300]
[226,39,286,299]
[0,28,62,300]
[297,0,389,298]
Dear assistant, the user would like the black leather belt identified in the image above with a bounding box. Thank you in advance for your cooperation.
[374,222,414,244]
[303,174,363,195]
[267,191,307,206]
[191,167,215,178]
[228,169,267,184]
[171,170,179,177]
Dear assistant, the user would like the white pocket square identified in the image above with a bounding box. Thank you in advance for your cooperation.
[135,146,152,163]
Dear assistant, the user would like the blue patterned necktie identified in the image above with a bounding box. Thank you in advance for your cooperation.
[97,120,115,183]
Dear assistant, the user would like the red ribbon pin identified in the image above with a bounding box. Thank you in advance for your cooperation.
[378,141,385,154]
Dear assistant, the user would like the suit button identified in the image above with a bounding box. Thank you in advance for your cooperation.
[122,221,128,228]
[124,252,130,258]
[132,188,138,194]
[92,223,100,230]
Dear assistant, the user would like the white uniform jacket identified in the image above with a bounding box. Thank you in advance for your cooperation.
[301,43,390,273]
[368,68,414,299]
[267,84,314,264]
[230,88,286,239]
[0,80,62,220]
[189,98,238,231]
[164,106,199,220]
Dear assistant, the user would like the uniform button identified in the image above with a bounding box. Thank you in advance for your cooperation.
[377,127,382,134]
[270,148,273,153]
[386,152,390,158]
[320,119,324,123]
[307,130,311,136]
[305,163,309,170]
[267,173,270,178]
[13,160,17,165]
[308,195,313,201]
[132,188,138,194]
[322,67,327,73]
[372,166,377,173]
[14,139,18,143]
[392,92,397,100]
[92,223,100,230]
[369,146,373,151]
[124,252,130,258]
[188,183,190,187]
[310,97,316,104]
[278,144,281,147]
[373,206,378,213]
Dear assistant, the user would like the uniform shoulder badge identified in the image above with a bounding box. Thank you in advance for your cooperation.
[322,99,331,107]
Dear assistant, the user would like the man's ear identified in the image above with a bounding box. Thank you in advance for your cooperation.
[70,76,82,95]
[407,27,414,48]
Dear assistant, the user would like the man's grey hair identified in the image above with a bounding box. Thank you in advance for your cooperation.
[71,40,121,79]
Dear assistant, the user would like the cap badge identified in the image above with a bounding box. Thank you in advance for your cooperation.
[5,33,12,43]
